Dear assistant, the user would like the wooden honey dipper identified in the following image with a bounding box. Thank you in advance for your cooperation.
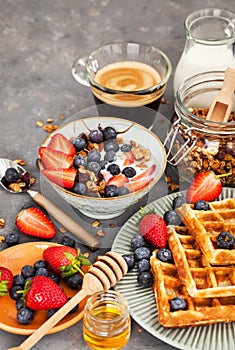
[8,251,128,350]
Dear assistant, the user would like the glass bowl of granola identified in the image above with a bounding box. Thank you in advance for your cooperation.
[38,116,166,219]
[164,71,235,185]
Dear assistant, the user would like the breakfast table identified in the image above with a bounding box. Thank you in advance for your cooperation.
[0,0,234,349]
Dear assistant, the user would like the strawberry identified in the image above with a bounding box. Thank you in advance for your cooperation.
[186,171,231,203]
[0,267,13,296]
[107,174,129,187]
[123,150,134,166]
[124,177,153,192]
[42,168,77,189]
[39,147,74,169]
[131,164,156,182]
[16,207,56,239]
[23,276,68,310]
[43,246,91,278]
[48,133,76,157]
[139,212,167,248]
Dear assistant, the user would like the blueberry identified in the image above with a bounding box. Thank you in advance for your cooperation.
[87,161,101,174]
[66,274,83,290]
[21,265,35,279]
[102,126,117,141]
[137,272,153,288]
[89,129,104,143]
[163,210,182,225]
[118,187,130,196]
[60,236,76,248]
[134,247,151,261]
[5,232,19,246]
[137,259,150,273]
[131,235,145,250]
[100,159,107,169]
[120,144,132,152]
[16,298,25,311]
[194,200,210,211]
[74,155,87,168]
[87,149,101,162]
[104,140,119,153]
[216,231,235,250]
[122,167,136,178]
[104,185,119,197]
[48,273,60,284]
[10,285,22,300]
[104,150,117,163]
[17,307,34,324]
[73,136,87,151]
[35,267,49,277]
[170,297,187,312]
[107,163,120,175]
[47,308,59,318]
[5,167,19,182]
[34,260,48,270]
[172,195,187,209]
[13,274,25,287]
[157,248,173,263]
[73,182,88,195]
[122,254,135,271]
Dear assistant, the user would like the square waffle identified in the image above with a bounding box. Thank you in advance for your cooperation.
[167,225,235,298]
[150,250,235,328]
[176,198,235,265]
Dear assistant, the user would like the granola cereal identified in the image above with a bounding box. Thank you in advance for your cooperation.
[0,218,5,228]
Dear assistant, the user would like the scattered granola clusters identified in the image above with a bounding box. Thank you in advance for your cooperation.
[173,108,235,185]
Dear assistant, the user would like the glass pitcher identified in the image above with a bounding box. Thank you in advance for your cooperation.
[173,8,235,92]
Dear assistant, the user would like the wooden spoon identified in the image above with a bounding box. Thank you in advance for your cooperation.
[8,251,128,350]
[206,67,235,122]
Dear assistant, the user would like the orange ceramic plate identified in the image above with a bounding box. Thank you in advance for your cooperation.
[0,241,88,335]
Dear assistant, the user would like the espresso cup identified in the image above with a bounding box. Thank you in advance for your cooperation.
[72,41,171,128]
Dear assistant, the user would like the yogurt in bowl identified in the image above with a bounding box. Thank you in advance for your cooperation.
[38,116,166,219]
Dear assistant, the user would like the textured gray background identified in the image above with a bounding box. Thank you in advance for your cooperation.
[0,0,234,349]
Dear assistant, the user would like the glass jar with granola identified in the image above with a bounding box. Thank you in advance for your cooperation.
[164,71,235,185]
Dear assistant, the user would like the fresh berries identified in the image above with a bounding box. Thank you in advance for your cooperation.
[4,167,19,182]
[186,171,230,203]
[137,272,153,288]
[23,276,68,311]
[122,167,136,178]
[139,212,167,248]
[5,232,19,246]
[216,231,235,250]
[122,254,135,271]
[66,274,83,290]
[163,210,182,225]
[193,200,210,211]
[48,133,76,157]
[42,168,77,189]
[17,307,34,324]
[170,297,188,312]
[43,246,91,278]
[157,248,173,263]
[172,195,187,209]
[39,147,74,169]
[130,234,145,250]
[16,207,56,239]
[134,247,151,261]
[0,266,13,296]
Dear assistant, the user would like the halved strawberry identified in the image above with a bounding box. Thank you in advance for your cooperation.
[39,147,74,169]
[48,133,76,157]
[42,168,76,189]
[0,266,13,296]
[16,207,56,239]
[186,171,228,203]
[123,150,134,166]
[131,164,156,182]
[139,212,167,248]
[107,174,129,188]
[23,276,68,310]
[124,177,153,192]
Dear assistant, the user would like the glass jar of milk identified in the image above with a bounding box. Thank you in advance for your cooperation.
[173,8,235,93]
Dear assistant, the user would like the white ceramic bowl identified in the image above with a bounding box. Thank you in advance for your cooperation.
[38,116,166,219]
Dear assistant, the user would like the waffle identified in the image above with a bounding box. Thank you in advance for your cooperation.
[167,225,235,298]
[176,198,235,265]
[150,250,235,328]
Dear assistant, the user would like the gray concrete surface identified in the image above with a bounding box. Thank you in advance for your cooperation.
[0,0,234,349]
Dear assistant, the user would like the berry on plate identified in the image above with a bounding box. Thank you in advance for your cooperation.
[43,246,91,278]
[0,266,13,296]
[139,211,167,248]
[22,276,68,311]
[16,207,56,239]
[186,171,231,204]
